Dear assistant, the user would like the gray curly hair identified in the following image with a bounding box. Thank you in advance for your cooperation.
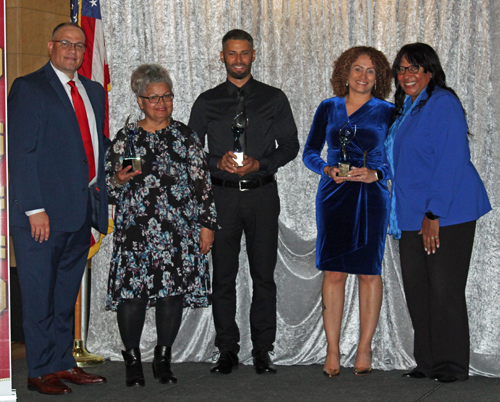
[130,64,173,96]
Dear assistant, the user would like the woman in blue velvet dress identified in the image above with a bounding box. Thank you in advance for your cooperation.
[303,47,394,377]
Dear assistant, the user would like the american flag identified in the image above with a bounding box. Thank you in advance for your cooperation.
[71,0,110,138]
[71,0,113,257]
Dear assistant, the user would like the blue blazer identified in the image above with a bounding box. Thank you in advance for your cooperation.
[392,87,491,230]
[8,62,109,233]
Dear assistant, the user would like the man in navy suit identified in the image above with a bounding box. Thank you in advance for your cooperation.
[8,22,109,395]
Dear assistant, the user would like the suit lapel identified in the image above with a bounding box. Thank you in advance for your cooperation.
[397,90,430,136]
[44,63,82,135]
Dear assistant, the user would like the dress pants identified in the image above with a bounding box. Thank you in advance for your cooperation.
[211,182,280,355]
[11,197,93,378]
[399,220,476,381]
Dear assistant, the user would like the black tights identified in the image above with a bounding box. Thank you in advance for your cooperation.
[117,295,183,350]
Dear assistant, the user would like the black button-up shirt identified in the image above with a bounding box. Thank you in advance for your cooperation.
[188,76,299,181]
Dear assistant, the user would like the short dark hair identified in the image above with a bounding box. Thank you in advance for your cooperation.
[331,46,392,100]
[52,22,86,40]
[222,29,253,48]
[392,43,459,115]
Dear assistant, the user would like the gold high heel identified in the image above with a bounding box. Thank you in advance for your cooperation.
[353,350,372,376]
[323,350,340,378]
[323,368,340,377]
[353,367,372,376]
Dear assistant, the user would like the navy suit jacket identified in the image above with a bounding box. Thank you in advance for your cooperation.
[8,62,109,233]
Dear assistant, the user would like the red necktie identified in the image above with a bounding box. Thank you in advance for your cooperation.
[68,80,96,182]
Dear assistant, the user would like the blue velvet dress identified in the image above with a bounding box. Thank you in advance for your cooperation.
[303,97,394,275]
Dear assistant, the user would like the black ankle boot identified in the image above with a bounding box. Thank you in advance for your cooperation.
[152,345,177,384]
[122,348,145,387]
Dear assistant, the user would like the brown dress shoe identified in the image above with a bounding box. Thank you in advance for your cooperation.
[28,374,72,395]
[55,366,107,385]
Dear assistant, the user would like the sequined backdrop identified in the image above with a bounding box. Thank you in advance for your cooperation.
[88,0,500,376]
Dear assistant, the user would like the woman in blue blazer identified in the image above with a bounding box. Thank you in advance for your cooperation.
[386,43,491,383]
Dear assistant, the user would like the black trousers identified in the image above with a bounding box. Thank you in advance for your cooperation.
[399,220,476,381]
[211,182,280,355]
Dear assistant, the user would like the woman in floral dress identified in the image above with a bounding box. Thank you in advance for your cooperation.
[105,64,217,387]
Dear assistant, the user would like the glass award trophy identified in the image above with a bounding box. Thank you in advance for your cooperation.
[232,112,248,166]
[338,121,357,177]
[123,115,142,172]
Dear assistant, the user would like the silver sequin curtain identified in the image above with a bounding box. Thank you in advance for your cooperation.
[88,0,500,376]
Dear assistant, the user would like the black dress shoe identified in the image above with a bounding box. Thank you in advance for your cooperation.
[431,373,457,383]
[210,351,238,374]
[402,369,427,379]
[253,351,277,374]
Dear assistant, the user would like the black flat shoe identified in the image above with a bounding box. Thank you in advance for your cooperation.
[402,369,426,379]
[153,346,177,384]
[122,348,145,387]
[210,351,238,374]
[253,351,277,374]
[431,373,457,383]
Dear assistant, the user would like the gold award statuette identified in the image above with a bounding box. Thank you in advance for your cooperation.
[338,160,351,177]
[128,157,142,172]
[338,122,357,177]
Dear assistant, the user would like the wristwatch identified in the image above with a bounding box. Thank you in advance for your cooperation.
[425,212,439,220]
[375,169,383,181]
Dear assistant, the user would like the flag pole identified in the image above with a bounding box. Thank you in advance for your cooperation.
[73,261,105,367]
[70,0,110,367]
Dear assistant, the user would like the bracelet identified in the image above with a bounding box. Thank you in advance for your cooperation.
[111,175,125,188]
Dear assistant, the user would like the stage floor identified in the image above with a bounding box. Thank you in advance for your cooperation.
[10,353,500,402]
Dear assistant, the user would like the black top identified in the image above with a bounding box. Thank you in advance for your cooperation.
[188,76,299,181]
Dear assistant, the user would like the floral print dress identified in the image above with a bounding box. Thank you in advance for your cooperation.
[105,120,217,310]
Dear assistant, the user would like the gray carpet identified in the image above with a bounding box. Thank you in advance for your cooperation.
[11,360,500,402]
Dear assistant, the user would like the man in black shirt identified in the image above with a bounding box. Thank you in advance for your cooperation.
[189,29,299,375]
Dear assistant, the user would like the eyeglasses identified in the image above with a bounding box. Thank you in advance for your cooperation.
[51,40,86,52]
[396,65,421,75]
[139,94,175,103]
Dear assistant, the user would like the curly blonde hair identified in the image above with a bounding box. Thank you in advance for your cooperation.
[331,46,392,99]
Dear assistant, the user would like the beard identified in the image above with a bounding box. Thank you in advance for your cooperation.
[225,62,252,80]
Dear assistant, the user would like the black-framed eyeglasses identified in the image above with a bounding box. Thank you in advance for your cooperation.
[139,94,175,103]
[51,40,86,52]
[396,65,421,75]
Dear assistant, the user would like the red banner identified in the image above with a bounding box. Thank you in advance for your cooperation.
[0,0,15,399]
